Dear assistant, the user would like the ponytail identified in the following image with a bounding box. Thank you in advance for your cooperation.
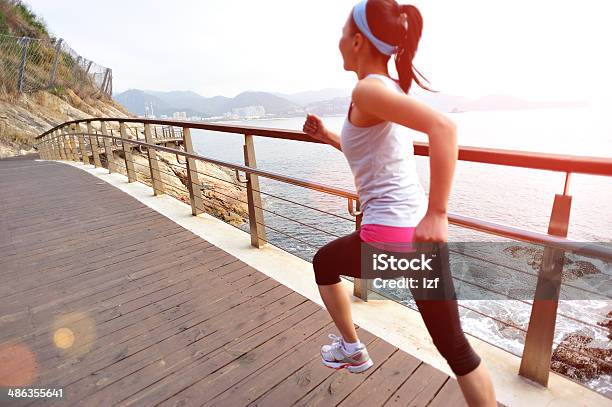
[394,5,436,94]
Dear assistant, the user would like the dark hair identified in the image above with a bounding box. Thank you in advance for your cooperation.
[349,0,437,94]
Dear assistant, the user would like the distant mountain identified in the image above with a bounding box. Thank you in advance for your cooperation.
[114,89,303,117]
[229,91,303,115]
[270,88,351,106]
[144,90,223,115]
[113,87,590,119]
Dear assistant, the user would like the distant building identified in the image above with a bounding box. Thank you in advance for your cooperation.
[144,102,155,118]
[231,105,266,119]
[172,111,187,120]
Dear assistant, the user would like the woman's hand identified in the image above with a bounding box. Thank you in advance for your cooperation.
[303,113,330,144]
[414,210,448,243]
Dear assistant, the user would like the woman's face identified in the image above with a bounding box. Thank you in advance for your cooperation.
[339,11,359,72]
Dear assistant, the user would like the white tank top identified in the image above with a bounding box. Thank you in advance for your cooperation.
[340,73,428,227]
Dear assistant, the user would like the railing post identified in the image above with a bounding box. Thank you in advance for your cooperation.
[351,200,368,301]
[50,132,60,160]
[120,122,137,183]
[143,123,165,196]
[42,137,50,160]
[37,139,45,159]
[54,132,62,160]
[38,140,46,159]
[76,123,89,165]
[100,121,115,173]
[59,127,67,159]
[87,122,102,168]
[243,134,267,248]
[38,138,45,159]
[182,127,204,215]
[46,139,53,160]
[71,124,80,161]
[519,175,573,386]
[64,126,75,161]
[57,129,67,160]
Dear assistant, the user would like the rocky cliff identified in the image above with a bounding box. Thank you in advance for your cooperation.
[0,88,128,158]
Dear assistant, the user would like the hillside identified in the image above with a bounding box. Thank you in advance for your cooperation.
[0,1,249,226]
[0,88,129,158]
[0,0,131,158]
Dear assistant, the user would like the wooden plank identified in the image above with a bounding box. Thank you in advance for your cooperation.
[19,262,276,393]
[62,287,306,405]
[292,338,398,406]
[338,347,422,406]
[383,362,449,406]
[429,378,468,407]
[110,301,324,407]
[207,327,378,406]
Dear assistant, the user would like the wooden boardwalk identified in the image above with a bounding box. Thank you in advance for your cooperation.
[0,155,493,406]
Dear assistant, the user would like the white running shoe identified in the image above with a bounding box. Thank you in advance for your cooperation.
[320,333,374,373]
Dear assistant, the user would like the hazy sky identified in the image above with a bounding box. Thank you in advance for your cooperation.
[25,0,612,106]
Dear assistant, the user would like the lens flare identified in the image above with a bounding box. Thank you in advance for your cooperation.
[51,311,96,357]
[0,343,37,387]
[53,327,75,349]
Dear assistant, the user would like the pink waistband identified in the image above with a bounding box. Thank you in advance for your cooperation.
[359,223,416,243]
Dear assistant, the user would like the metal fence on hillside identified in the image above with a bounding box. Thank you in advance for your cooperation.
[0,34,112,96]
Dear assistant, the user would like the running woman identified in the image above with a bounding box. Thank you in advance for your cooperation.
[302,1,496,405]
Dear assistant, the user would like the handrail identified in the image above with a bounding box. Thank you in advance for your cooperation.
[35,117,612,177]
[42,130,612,263]
[97,131,358,200]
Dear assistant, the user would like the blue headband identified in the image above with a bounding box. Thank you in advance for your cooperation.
[352,0,398,56]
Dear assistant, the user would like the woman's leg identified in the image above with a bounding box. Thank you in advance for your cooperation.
[413,298,495,406]
[411,242,496,406]
[455,363,497,407]
[312,230,363,343]
[317,283,358,343]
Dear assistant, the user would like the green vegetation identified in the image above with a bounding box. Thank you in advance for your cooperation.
[48,85,66,97]
[0,13,9,35]
[0,0,49,38]
[15,0,49,38]
[14,1,48,37]
[0,0,110,101]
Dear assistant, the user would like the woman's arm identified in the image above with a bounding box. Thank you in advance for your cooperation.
[324,129,343,152]
[303,113,342,152]
[425,119,458,215]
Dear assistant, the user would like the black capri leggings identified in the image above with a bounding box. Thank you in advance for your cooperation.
[312,229,482,377]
